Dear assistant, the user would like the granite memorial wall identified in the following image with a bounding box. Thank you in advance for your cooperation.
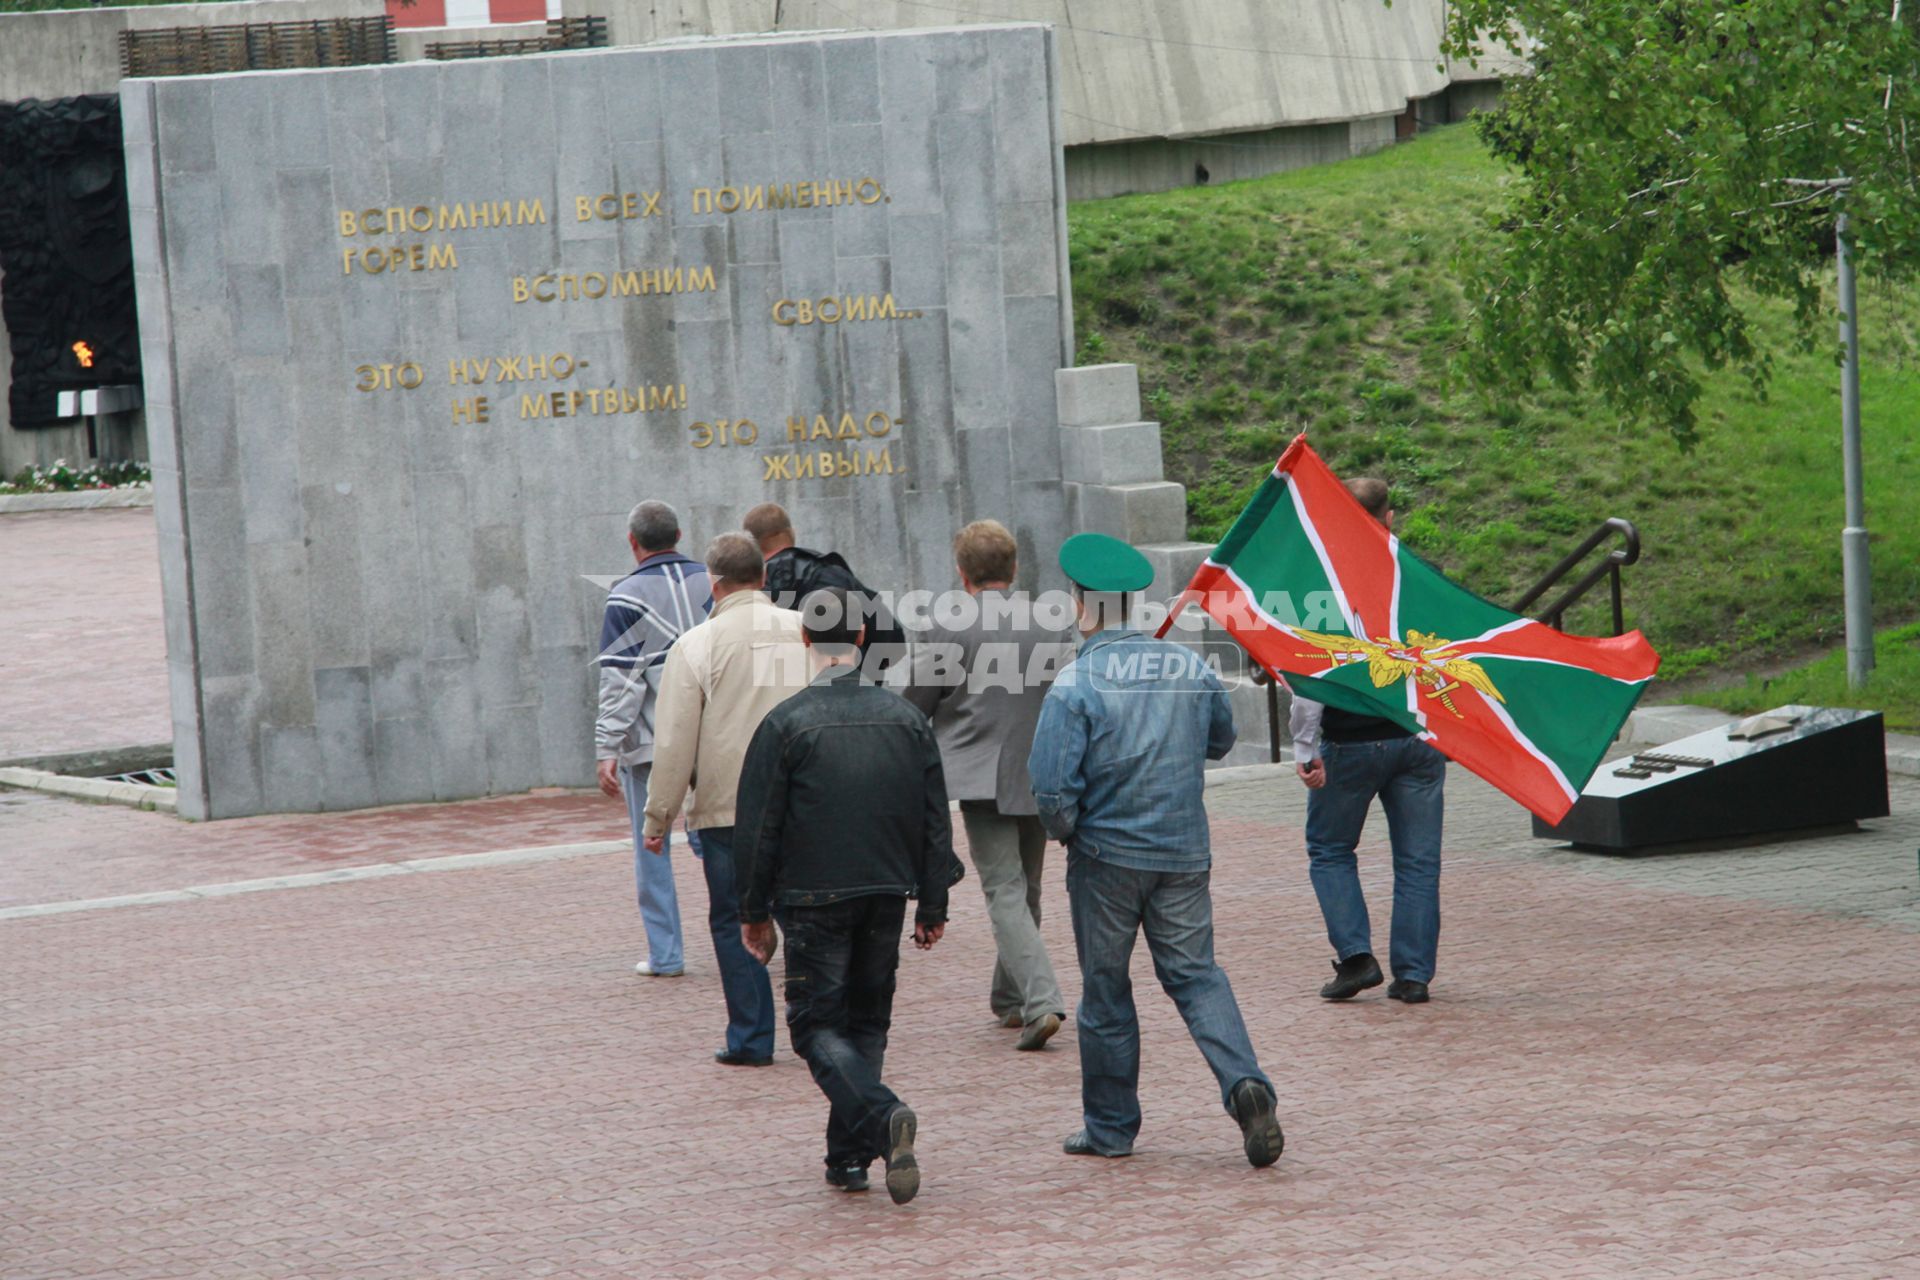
[124,24,1073,818]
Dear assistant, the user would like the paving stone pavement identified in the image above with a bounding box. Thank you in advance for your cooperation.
[5,768,1917,1279]
[0,786,627,909]
[0,508,168,761]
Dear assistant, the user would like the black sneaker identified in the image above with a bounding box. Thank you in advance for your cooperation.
[824,1164,870,1193]
[1387,979,1430,1004]
[1319,953,1384,1001]
[1229,1079,1285,1169]
[882,1105,919,1204]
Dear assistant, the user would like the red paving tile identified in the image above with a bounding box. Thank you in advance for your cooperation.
[0,508,169,760]
[4,782,1917,1278]
[0,786,630,907]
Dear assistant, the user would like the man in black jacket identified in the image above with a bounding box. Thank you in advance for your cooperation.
[735,588,960,1205]
[742,502,906,668]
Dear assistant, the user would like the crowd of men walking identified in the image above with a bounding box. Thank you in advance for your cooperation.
[595,494,1444,1204]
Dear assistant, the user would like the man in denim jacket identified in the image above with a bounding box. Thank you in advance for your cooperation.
[1028,533,1284,1169]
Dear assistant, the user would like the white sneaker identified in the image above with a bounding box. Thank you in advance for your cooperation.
[634,959,684,977]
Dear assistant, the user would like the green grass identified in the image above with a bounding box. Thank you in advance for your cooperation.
[1065,125,1920,689]
[1689,623,1920,732]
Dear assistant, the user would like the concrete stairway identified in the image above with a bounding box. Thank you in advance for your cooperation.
[1056,363,1278,765]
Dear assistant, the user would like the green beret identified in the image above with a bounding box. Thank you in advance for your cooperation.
[1058,532,1154,593]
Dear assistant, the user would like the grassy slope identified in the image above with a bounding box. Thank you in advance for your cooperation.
[1064,125,1920,689]
[1690,622,1920,731]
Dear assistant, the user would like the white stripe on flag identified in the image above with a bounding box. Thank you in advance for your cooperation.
[1478,693,1580,803]
[1284,477,1366,638]
[1386,533,1403,642]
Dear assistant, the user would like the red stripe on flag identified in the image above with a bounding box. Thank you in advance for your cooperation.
[1278,438,1399,642]
[1450,620,1660,684]
[1421,686,1581,822]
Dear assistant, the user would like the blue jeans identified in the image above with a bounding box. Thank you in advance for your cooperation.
[782,894,907,1168]
[692,826,777,1059]
[1303,737,1446,983]
[622,763,686,972]
[1066,850,1271,1155]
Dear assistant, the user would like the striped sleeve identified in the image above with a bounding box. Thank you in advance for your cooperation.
[597,592,650,670]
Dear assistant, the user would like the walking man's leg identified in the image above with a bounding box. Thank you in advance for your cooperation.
[1306,741,1386,999]
[695,826,776,1061]
[623,763,683,975]
[1140,870,1284,1167]
[1064,853,1145,1156]
[962,805,1066,1043]
[784,898,913,1201]
[1379,739,1446,997]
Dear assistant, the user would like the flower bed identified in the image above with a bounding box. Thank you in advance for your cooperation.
[0,459,151,495]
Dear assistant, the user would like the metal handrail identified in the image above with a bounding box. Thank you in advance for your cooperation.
[1511,517,1642,635]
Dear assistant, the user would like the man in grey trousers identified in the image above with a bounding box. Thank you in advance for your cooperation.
[904,519,1076,1050]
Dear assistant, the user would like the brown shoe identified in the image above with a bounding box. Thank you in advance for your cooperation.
[1016,1012,1062,1051]
[1000,1011,1024,1029]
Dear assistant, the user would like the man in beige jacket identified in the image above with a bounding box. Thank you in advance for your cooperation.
[644,531,809,1065]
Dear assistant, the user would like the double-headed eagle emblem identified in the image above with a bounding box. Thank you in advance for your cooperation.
[1292,628,1505,718]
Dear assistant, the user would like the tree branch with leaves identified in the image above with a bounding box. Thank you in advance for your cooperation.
[1438,0,1920,440]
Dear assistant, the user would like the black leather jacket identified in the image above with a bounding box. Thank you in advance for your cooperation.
[735,667,961,925]
[763,545,906,660]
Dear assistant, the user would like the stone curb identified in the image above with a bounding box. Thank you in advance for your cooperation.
[1626,704,1920,779]
[0,766,175,812]
[0,488,153,514]
[0,742,174,776]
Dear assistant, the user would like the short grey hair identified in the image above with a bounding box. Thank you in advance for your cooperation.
[627,500,680,552]
[705,531,765,587]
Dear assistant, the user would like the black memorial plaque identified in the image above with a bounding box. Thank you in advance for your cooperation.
[1533,706,1890,852]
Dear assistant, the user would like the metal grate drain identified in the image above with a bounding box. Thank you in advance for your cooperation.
[100,767,177,788]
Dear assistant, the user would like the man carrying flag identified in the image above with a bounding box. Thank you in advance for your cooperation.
[1288,477,1445,1004]
[1158,437,1661,1003]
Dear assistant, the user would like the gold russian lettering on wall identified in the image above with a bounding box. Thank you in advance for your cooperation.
[452,395,491,425]
[688,419,758,448]
[771,294,921,326]
[760,444,902,481]
[759,410,906,480]
[783,411,898,442]
[691,178,887,215]
[510,266,719,305]
[336,198,549,237]
[340,243,460,276]
[353,361,425,391]
[573,191,665,221]
[447,354,582,385]
[518,385,687,419]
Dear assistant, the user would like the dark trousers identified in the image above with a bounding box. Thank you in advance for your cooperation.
[692,826,776,1059]
[781,894,907,1168]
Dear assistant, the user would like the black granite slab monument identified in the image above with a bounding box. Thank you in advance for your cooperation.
[1533,705,1890,852]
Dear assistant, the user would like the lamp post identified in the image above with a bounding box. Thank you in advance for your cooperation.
[1836,211,1874,687]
